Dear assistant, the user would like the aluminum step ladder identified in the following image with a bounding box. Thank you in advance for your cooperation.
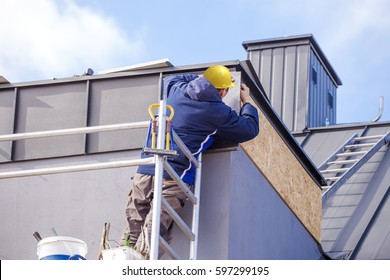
[147,74,202,260]
[320,130,390,200]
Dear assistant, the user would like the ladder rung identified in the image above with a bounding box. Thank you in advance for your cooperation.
[345,143,375,149]
[163,161,197,204]
[354,135,384,141]
[321,168,349,174]
[159,236,180,260]
[336,151,366,157]
[326,176,340,182]
[327,159,358,166]
[162,197,195,241]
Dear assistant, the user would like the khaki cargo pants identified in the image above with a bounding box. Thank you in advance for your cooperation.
[121,173,189,258]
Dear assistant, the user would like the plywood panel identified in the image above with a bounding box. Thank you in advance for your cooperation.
[240,102,322,242]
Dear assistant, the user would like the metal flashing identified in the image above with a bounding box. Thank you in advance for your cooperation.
[97,58,174,74]
[0,76,10,84]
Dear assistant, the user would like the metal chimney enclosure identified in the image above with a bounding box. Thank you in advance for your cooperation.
[243,34,342,133]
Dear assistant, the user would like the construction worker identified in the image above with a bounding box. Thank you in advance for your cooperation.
[121,65,259,258]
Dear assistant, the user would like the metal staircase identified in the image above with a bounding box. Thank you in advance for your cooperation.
[320,130,390,201]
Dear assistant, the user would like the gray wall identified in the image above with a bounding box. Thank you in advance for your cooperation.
[0,150,138,260]
[0,75,159,163]
[0,147,321,260]
[164,147,322,260]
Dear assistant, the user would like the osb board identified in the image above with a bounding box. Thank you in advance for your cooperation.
[240,105,322,243]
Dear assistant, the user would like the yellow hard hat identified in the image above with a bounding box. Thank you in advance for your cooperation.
[203,65,236,89]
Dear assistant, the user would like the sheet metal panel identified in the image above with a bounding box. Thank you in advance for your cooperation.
[13,83,88,160]
[0,89,15,162]
[283,46,298,131]
[87,75,159,153]
[297,123,390,259]
[322,146,390,259]
[244,35,340,133]
[308,49,337,127]
[300,128,364,166]
[296,45,310,131]
[352,185,390,259]
[246,43,310,132]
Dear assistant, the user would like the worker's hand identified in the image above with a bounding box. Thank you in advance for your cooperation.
[240,83,251,104]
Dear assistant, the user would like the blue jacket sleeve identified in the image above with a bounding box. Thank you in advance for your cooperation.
[216,102,259,143]
[164,74,198,97]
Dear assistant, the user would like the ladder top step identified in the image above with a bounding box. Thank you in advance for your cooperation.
[336,151,366,157]
[345,143,375,149]
[354,135,385,141]
[327,159,358,165]
[325,176,340,182]
[321,168,349,174]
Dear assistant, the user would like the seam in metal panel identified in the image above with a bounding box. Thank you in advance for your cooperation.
[85,80,92,154]
[10,87,19,161]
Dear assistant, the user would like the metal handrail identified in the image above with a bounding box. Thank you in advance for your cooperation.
[0,158,155,179]
[0,121,152,179]
[0,121,150,142]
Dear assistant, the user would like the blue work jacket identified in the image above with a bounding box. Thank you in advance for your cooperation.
[137,74,259,185]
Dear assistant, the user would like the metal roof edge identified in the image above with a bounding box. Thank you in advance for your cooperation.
[302,120,390,133]
[237,60,327,187]
[0,60,242,89]
[242,33,315,49]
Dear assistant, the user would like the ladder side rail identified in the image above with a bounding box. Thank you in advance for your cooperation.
[0,121,150,142]
[190,153,202,260]
[149,86,167,260]
[322,132,390,202]
[0,158,155,179]
[163,160,197,204]
[161,197,195,241]
[318,133,358,172]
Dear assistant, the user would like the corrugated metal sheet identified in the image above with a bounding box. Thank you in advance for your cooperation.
[295,122,390,259]
[243,34,341,133]
[308,49,338,127]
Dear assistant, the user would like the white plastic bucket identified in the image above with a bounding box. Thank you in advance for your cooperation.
[37,236,88,260]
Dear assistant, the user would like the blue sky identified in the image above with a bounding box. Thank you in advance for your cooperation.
[1,0,390,124]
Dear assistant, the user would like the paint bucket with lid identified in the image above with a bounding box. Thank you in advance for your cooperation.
[37,236,87,260]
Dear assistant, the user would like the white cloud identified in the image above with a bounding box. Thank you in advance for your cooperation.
[0,0,147,82]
